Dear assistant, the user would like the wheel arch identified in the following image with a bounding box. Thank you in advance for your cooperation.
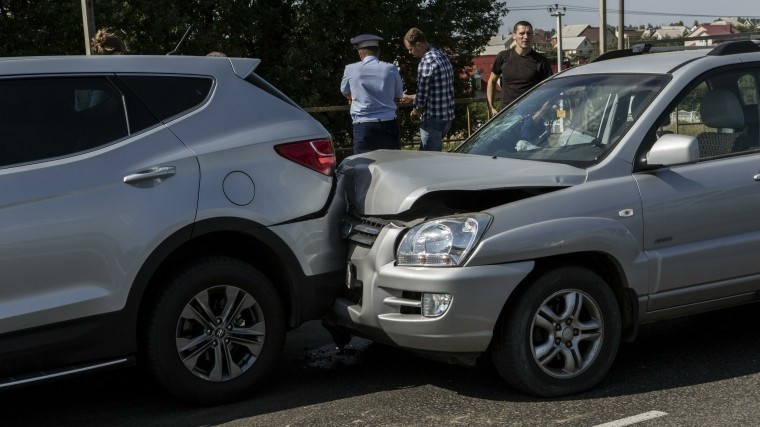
[496,251,639,347]
[126,218,310,350]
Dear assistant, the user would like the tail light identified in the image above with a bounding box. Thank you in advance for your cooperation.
[274,138,336,176]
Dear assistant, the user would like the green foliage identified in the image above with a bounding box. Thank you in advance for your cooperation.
[0,0,83,55]
[0,0,508,152]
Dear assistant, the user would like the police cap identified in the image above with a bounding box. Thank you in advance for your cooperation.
[351,34,383,49]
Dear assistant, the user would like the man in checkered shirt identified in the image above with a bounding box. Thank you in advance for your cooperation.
[402,27,455,151]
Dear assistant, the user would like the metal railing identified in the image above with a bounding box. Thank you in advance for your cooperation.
[303,97,493,157]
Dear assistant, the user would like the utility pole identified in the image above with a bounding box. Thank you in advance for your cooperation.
[617,0,624,50]
[599,0,606,55]
[548,4,566,73]
[81,0,96,54]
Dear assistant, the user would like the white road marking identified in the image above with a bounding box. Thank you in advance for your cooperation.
[593,411,668,427]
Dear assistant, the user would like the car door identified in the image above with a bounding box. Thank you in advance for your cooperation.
[635,68,760,311]
[0,75,201,334]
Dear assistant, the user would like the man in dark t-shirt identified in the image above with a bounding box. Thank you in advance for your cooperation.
[487,21,553,115]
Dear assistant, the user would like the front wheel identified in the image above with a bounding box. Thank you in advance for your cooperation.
[491,266,621,397]
[143,256,285,405]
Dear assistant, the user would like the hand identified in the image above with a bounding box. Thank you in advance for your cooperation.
[410,108,420,119]
[399,94,415,105]
[533,101,551,120]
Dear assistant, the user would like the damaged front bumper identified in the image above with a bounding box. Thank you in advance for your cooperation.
[325,222,535,356]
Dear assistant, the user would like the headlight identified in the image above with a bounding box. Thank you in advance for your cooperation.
[396,214,491,267]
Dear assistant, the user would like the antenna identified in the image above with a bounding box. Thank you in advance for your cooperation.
[166,25,194,55]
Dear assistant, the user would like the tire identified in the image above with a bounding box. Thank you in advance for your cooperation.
[491,266,621,397]
[143,256,285,405]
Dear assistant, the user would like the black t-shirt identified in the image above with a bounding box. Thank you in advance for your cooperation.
[491,48,552,107]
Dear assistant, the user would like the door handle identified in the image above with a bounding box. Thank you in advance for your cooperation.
[124,166,176,186]
[754,174,760,181]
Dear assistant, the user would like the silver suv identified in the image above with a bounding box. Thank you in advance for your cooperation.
[327,40,760,397]
[0,55,345,404]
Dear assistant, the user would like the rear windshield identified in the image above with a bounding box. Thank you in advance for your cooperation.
[244,73,302,110]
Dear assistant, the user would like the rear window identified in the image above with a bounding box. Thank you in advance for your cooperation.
[118,75,213,122]
[244,73,301,110]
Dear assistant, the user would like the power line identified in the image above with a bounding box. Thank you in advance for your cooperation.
[507,5,760,20]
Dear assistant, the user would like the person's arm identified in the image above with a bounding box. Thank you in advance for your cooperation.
[487,52,505,117]
[340,66,352,103]
[486,73,500,117]
[392,67,405,104]
[540,58,553,80]
[411,59,432,118]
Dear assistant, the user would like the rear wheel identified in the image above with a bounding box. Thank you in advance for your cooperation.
[491,266,621,397]
[143,256,285,405]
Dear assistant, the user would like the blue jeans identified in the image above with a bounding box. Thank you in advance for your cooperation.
[419,118,452,151]
[352,120,400,154]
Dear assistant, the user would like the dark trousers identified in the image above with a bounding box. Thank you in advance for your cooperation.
[352,119,401,154]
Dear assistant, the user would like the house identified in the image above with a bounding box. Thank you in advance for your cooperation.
[715,17,760,30]
[482,34,512,55]
[559,37,593,57]
[685,22,740,46]
[531,29,555,53]
[741,18,760,29]
[652,25,689,40]
[616,27,645,48]
[562,24,617,50]
[561,24,589,38]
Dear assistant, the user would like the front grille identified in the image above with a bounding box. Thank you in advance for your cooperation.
[344,216,390,247]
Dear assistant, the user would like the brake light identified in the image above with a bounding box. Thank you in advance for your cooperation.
[274,138,336,176]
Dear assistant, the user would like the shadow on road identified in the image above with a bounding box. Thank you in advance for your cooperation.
[3,302,760,426]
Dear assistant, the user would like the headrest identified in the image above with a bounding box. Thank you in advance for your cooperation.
[700,89,745,130]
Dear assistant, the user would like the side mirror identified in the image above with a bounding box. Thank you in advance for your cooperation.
[645,134,699,168]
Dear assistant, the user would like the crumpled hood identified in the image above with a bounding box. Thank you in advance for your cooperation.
[338,150,587,216]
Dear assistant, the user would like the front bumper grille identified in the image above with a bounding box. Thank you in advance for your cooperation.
[343,216,391,247]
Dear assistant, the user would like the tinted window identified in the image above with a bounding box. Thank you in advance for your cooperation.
[0,77,129,166]
[245,73,300,109]
[118,75,212,122]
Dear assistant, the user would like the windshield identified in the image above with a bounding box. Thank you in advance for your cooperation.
[456,74,669,167]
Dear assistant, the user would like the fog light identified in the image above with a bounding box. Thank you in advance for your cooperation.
[422,293,452,318]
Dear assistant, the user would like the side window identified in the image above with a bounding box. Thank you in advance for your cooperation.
[667,70,759,159]
[737,73,759,151]
[0,77,129,167]
[738,74,758,106]
[117,75,213,122]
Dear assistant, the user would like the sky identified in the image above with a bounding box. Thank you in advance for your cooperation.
[498,0,760,34]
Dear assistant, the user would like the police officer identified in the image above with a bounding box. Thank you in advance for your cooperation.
[340,34,405,154]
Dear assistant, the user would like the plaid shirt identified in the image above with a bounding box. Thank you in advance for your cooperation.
[414,46,455,121]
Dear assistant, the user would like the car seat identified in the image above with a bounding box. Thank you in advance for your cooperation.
[696,89,746,157]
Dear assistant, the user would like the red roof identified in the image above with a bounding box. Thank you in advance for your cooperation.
[696,23,739,36]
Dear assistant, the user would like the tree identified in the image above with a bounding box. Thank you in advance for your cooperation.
[0,0,508,153]
[0,0,82,55]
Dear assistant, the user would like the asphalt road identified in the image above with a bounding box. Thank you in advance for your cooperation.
[4,303,760,427]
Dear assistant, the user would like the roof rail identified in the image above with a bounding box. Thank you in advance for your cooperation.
[707,40,760,56]
[592,35,760,63]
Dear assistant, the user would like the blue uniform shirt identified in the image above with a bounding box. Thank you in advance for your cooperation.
[340,56,404,123]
